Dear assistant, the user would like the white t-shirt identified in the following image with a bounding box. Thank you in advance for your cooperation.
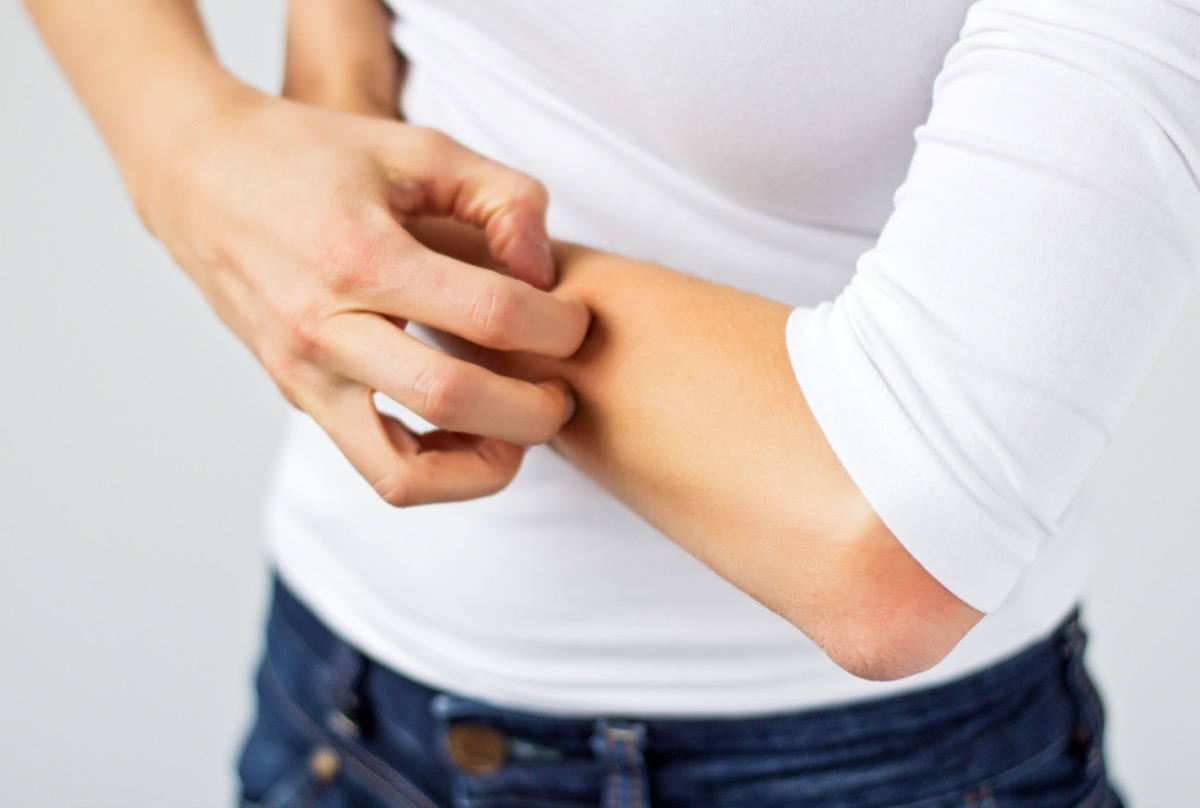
[267,0,1200,715]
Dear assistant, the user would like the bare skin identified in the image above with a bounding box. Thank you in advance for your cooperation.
[283,0,402,120]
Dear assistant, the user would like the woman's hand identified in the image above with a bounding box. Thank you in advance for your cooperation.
[145,91,588,506]
[235,0,589,505]
[26,0,588,506]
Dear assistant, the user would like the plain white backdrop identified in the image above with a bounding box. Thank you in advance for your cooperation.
[2,2,1197,806]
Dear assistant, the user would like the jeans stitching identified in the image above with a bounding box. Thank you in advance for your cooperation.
[1061,621,1108,780]
[598,724,621,808]
[625,732,642,808]
[261,659,442,808]
[606,732,621,808]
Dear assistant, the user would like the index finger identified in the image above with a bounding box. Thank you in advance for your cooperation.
[364,237,590,358]
[391,127,554,288]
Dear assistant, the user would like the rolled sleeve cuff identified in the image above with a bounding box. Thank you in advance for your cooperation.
[786,304,1035,613]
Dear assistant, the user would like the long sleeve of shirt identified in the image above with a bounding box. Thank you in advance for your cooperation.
[787,0,1200,611]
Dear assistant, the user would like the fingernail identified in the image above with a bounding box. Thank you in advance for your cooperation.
[562,389,577,425]
[537,241,555,288]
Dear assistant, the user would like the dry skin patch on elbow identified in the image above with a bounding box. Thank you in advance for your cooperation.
[812,526,984,682]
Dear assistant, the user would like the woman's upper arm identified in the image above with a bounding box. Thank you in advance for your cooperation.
[788,0,1200,613]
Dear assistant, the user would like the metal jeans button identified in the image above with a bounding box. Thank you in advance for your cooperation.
[446,723,509,776]
[308,745,341,783]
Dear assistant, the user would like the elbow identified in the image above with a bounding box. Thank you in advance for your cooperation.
[818,608,978,682]
[785,519,986,682]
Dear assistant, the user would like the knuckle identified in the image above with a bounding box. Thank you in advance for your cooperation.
[409,363,467,425]
[280,305,327,362]
[326,254,371,298]
[468,287,523,346]
[512,176,549,210]
[312,214,390,296]
[372,472,413,508]
[490,178,548,235]
[409,125,454,154]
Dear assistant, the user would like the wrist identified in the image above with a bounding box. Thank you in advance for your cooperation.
[282,0,401,120]
[282,74,399,119]
[119,69,264,237]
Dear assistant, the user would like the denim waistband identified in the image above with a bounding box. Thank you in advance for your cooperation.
[267,575,1080,759]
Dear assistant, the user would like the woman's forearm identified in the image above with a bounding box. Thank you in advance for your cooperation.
[411,220,983,680]
[284,0,402,117]
[23,0,251,222]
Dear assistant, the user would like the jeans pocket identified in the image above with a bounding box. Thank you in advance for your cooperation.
[947,620,1122,808]
[238,662,340,808]
[239,723,338,808]
[239,755,325,808]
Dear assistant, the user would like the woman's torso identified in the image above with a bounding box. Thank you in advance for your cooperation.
[267,0,1090,715]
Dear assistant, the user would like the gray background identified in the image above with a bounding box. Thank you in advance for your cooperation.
[2,2,1197,806]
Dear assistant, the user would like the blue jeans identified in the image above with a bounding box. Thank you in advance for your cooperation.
[238,577,1124,808]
